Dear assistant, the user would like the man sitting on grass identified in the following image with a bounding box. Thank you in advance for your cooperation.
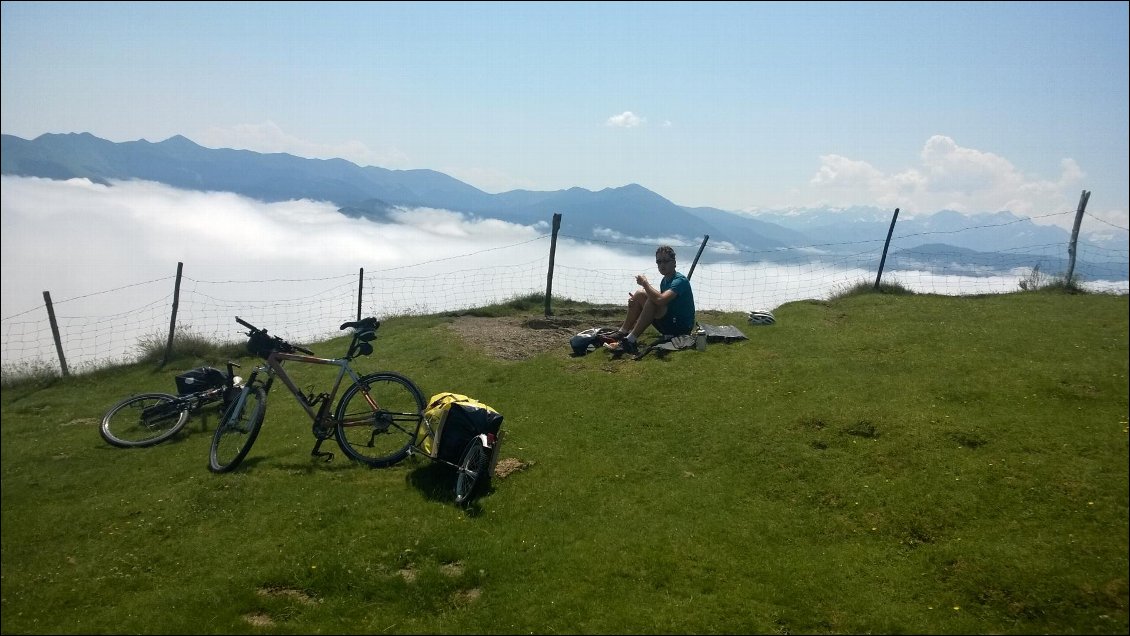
[604,244,695,354]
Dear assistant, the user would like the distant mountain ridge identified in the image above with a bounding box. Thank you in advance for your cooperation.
[2,132,1124,280]
[1,132,755,247]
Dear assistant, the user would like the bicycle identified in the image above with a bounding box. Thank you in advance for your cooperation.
[100,362,242,448]
[208,316,424,464]
[210,317,497,505]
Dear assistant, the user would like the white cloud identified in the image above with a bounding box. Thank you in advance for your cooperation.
[3,175,1122,371]
[605,111,645,128]
[807,135,1093,227]
[809,155,886,190]
[0,176,541,317]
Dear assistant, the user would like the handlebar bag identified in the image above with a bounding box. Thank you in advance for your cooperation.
[175,366,227,395]
[246,331,277,358]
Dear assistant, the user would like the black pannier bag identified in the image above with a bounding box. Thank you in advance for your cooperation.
[419,392,504,463]
[175,366,227,395]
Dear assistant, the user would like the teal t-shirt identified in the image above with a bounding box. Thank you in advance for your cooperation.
[660,272,695,334]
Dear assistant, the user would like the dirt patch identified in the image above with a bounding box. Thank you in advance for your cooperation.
[494,457,532,478]
[440,561,464,577]
[243,612,274,627]
[445,315,612,360]
[443,309,736,361]
[453,588,482,605]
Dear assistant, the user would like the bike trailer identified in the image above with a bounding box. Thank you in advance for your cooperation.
[417,392,504,464]
[174,366,227,395]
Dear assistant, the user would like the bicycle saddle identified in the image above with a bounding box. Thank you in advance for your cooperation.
[340,317,380,331]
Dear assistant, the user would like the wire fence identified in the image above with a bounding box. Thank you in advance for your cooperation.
[3,207,1127,377]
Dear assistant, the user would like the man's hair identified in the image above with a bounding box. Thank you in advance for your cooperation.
[656,245,676,261]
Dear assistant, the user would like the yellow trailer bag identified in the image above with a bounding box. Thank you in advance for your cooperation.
[417,392,503,462]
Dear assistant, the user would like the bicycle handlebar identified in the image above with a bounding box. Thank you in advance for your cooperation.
[235,316,315,356]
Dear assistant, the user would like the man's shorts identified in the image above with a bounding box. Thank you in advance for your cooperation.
[653,314,691,336]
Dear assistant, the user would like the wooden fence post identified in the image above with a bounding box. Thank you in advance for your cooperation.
[357,267,364,321]
[1065,190,1091,286]
[686,235,710,280]
[42,291,70,378]
[160,262,183,369]
[874,208,900,290]
[544,213,562,316]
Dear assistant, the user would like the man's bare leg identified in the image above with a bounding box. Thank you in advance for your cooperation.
[618,289,647,334]
[622,289,667,339]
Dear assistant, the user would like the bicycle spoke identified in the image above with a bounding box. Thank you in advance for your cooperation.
[455,439,489,506]
[334,372,424,468]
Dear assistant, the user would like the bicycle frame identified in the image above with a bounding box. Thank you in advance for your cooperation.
[232,348,385,463]
[253,350,366,420]
[267,349,395,427]
[141,385,224,420]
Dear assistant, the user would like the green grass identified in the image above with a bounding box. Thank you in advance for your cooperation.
[2,291,1127,634]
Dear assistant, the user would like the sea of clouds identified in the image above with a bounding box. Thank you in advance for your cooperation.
[2,176,1125,371]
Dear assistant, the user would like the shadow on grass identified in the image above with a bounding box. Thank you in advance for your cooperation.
[406,461,493,515]
[407,461,457,502]
[270,453,383,473]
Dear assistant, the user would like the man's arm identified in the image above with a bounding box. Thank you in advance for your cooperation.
[636,274,677,307]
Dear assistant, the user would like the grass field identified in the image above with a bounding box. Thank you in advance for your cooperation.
[1,290,1127,634]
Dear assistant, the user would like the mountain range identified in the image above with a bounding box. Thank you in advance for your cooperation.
[2,132,1125,279]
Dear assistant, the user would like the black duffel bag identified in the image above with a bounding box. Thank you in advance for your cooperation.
[174,366,227,395]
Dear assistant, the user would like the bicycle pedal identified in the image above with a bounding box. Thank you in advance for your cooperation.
[311,449,334,462]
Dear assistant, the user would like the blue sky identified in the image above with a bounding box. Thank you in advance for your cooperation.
[2,1,1128,226]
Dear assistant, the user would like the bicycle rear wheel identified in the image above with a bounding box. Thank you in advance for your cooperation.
[100,393,189,448]
[334,372,425,468]
[454,437,489,507]
[209,385,266,472]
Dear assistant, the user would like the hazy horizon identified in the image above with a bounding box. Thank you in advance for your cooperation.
[3,2,1127,230]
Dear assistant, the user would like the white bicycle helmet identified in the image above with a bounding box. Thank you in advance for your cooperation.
[748,310,776,326]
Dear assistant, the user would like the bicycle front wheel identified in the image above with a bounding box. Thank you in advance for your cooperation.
[100,393,190,448]
[209,385,266,472]
[334,372,425,468]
